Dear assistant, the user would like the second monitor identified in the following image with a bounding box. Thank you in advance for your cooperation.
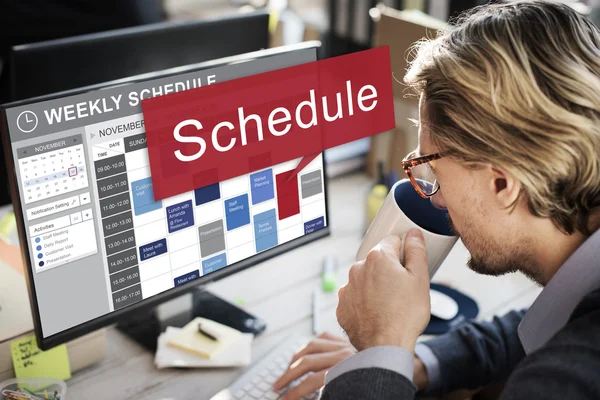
[9,10,270,102]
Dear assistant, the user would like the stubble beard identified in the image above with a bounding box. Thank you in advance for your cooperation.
[447,214,542,284]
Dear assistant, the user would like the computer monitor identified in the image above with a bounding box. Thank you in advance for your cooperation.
[8,10,270,102]
[0,41,330,350]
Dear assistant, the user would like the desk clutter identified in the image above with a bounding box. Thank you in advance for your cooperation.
[155,318,253,369]
[0,378,67,400]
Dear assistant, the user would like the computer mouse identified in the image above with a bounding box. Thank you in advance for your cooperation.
[430,289,459,320]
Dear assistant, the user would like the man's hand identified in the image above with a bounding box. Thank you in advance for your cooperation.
[273,332,355,400]
[336,229,431,352]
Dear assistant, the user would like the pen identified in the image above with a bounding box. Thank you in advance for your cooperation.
[312,288,321,335]
[198,323,220,341]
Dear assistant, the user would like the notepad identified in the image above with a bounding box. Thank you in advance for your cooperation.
[11,334,71,380]
[166,317,244,359]
[156,327,252,369]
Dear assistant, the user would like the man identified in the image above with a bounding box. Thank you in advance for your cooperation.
[273,1,600,398]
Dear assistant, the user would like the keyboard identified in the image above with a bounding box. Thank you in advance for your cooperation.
[210,335,319,400]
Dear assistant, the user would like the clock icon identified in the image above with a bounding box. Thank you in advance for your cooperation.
[16,110,38,133]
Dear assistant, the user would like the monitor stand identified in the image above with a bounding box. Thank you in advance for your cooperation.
[116,288,266,351]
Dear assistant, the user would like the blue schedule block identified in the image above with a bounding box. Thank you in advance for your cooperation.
[225,194,250,231]
[304,216,325,234]
[174,269,200,287]
[139,238,167,261]
[166,200,194,233]
[202,253,227,274]
[254,209,278,252]
[195,183,221,206]
[132,178,162,216]
[250,169,274,205]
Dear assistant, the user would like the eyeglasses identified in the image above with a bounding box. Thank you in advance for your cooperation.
[401,150,443,198]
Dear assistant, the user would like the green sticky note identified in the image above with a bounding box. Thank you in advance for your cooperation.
[11,334,71,381]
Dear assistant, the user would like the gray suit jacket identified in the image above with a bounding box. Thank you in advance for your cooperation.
[320,287,600,399]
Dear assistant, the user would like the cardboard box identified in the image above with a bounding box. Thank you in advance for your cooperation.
[269,10,324,48]
[372,5,448,103]
[367,4,449,177]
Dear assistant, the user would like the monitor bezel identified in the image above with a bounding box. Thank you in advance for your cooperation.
[1,41,331,350]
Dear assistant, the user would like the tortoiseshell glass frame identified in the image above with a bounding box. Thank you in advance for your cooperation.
[401,150,443,198]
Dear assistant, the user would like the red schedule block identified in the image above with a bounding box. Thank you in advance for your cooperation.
[276,171,300,220]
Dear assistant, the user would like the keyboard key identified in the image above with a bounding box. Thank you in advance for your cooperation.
[249,389,264,399]
[265,374,277,384]
[265,391,280,400]
[234,389,246,399]
[252,376,261,384]
[259,369,270,377]
[258,382,271,392]
[275,356,285,364]
[243,383,253,392]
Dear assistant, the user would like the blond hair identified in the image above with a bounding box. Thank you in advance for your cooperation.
[405,0,600,235]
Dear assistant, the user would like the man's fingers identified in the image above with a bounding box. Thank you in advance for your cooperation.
[280,370,326,400]
[365,235,402,263]
[274,351,349,390]
[375,235,403,260]
[289,338,350,366]
[403,229,429,277]
[317,331,348,342]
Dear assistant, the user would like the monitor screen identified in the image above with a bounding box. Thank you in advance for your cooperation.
[1,43,329,348]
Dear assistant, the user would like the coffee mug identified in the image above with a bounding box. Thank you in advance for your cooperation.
[356,179,458,278]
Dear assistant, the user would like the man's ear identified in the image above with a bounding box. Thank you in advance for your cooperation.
[488,166,521,208]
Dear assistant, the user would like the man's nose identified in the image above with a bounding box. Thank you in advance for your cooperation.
[430,191,447,210]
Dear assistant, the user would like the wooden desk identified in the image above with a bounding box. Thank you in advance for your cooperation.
[67,172,540,399]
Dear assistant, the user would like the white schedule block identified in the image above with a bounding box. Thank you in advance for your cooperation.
[168,228,198,253]
[226,225,254,249]
[228,242,255,264]
[195,201,224,225]
[138,255,171,281]
[170,244,200,270]
[141,272,173,298]
[279,224,304,244]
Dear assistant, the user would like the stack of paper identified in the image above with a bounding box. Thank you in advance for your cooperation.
[155,318,253,369]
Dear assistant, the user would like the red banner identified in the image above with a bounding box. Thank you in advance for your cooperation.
[142,46,395,200]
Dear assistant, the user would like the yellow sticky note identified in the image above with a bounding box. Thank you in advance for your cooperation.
[167,317,243,359]
[11,335,71,381]
[269,11,280,35]
[0,212,16,238]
